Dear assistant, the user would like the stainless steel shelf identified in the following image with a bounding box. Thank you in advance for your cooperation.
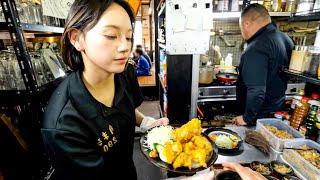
[284,69,320,86]
[289,10,320,22]
[212,11,291,19]
[0,22,64,33]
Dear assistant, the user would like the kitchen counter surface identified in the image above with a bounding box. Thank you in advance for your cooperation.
[213,125,280,164]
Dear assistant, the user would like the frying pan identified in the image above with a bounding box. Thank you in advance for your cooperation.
[216,72,238,83]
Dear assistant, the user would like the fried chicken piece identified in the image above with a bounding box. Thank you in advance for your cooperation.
[163,141,183,164]
[173,152,192,169]
[190,149,208,168]
[173,118,202,143]
[191,135,212,153]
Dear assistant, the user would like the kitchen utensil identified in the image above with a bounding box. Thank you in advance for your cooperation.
[283,147,312,150]
[216,72,238,84]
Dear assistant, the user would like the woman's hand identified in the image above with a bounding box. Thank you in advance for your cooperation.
[222,162,266,180]
[140,116,169,132]
[151,117,169,127]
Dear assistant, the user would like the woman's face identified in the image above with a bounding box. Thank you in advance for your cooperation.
[81,3,132,74]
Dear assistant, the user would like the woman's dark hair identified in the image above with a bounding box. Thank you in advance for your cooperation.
[61,0,135,71]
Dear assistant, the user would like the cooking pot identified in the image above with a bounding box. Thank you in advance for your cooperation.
[216,72,238,83]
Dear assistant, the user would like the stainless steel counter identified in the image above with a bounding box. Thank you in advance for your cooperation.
[214,125,280,164]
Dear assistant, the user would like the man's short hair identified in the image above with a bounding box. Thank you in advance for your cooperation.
[135,48,143,55]
[241,3,270,22]
[136,44,142,49]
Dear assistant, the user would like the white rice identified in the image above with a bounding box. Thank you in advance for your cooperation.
[145,125,173,150]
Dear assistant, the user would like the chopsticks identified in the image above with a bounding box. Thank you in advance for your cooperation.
[283,147,312,151]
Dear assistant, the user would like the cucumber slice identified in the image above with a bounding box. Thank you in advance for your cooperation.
[153,143,167,162]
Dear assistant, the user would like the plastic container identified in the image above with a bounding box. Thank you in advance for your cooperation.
[289,49,307,73]
[290,97,310,130]
[199,66,214,84]
[283,139,320,180]
[225,53,233,67]
[256,119,305,151]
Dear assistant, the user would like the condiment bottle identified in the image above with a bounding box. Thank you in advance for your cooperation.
[290,97,310,130]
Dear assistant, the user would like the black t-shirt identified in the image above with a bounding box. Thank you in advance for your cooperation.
[41,64,144,180]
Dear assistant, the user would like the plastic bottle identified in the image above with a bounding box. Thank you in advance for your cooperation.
[225,53,233,67]
[290,97,310,130]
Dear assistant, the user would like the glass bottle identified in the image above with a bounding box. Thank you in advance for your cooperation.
[305,105,319,140]
[272,0,283,12]
[286,0,297,12]
[290,97,310,130]
[263,0,273,11]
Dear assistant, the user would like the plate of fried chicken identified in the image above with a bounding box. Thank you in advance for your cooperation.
[140,118,218,174]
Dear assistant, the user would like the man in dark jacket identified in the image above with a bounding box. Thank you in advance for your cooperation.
[233,4,294,126]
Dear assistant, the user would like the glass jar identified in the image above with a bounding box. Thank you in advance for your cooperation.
[273,0,283,12]
[263,0,273,11]
[305,46,320,77]
[286,0,297,12]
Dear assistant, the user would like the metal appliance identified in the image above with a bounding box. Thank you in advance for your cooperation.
[197,82,306,124]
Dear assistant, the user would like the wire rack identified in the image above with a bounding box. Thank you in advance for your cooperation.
[209,20,244,66]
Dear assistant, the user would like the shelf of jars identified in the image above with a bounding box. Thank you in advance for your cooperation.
[289,9,320,22]
[284,69,320,86]
[211,11,291,19]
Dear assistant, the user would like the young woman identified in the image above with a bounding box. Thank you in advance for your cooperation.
[41,1,168,179]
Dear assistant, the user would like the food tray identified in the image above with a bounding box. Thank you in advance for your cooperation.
[256,119,304,151]
[282,139,320,180]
